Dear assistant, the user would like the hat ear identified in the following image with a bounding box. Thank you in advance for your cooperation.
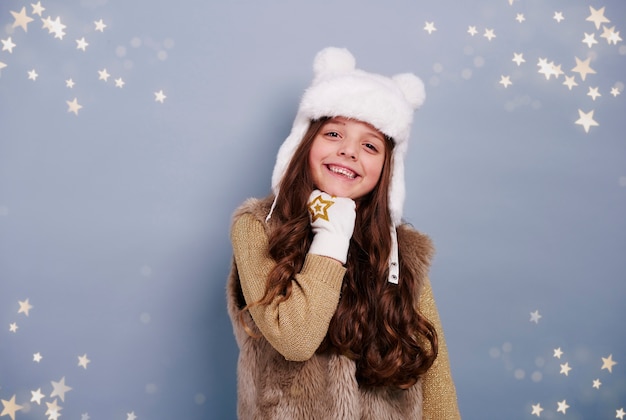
[392,73,426,110]
[313,47,356,78]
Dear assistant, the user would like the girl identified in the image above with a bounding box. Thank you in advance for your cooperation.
[227,47,460,419]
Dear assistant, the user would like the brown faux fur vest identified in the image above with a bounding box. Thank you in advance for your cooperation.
[227,196,435,420]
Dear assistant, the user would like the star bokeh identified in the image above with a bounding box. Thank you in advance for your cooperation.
[1,0,624,418]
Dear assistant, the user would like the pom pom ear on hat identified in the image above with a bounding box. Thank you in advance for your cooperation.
[392,73,426,110]
[313,47,356,79]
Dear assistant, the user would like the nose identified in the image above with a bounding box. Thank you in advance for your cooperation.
[338,139,357,160]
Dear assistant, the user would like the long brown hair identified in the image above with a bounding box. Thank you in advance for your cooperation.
[252,118,438,389]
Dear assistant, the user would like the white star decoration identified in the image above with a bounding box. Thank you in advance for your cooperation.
[529,310,542,323]
[531,403,543,417]
[31,388,45,405]
[50,377,72,402]
[424,21,436,34]
[499,75,512,88]
[601,354,617,373]
[553,348,563,359]
[616,408,626,420]
[600,25,622,45]
[537,58,562,80]
[45,399,62,420]
[94,19,107,32]
[575,109,599,133]
[98,68,111,82]
[47,16,67,40]
[154,90,167,103]
[76,37,89,51]
[67,98,83,115]
[557,399,569,414]
[582,33,598,48]
[587,87,601,101]
[563,76,577,90]
[0,395,23,420]
[31,2,45,16]
[10,7,34,32]
[586,6,610,30]
[512,53,525,66]
[78,353,91,369]
[1,37,16,53]
[553,12,564,23]
[18,298,33,316]
[560,362,572,376]
[571,56,596,81]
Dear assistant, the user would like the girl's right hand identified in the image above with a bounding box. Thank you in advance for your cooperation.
[307,189,356,264]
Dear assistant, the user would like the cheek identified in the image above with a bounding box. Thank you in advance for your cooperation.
[367,156,385,180]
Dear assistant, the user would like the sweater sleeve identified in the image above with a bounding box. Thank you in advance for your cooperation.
[231,212,346,362]
[419,276,461,419]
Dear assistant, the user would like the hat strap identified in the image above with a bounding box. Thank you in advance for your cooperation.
[266,194,278,222]
[388,226,399,284]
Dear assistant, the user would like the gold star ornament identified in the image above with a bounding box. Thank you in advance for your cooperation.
[308,194,335,222]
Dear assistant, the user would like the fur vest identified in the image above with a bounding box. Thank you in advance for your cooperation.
[227,196,435,420]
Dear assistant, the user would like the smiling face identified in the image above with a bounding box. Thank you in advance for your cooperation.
[308,117,386,200]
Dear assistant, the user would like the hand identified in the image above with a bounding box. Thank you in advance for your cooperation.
[307,189,356,264]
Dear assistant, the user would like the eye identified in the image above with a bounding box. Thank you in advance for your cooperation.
[324,131,340,138]
[364,142,379,152]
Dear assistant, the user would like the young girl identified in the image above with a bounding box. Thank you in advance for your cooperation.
[227,47,460,419]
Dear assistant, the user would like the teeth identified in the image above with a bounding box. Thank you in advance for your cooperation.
[328,165,356,179]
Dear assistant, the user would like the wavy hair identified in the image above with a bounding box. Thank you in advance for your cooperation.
[251,118,438,389]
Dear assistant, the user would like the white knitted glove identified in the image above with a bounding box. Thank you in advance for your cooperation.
[307,189,356,264]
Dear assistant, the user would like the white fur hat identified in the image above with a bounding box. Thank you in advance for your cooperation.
[269,47,426,283]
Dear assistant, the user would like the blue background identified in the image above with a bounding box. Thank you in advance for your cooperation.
[1,0,624,419]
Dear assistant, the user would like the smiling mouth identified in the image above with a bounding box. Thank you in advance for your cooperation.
[327,164,357,179]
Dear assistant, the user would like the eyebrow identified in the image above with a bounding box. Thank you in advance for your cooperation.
[325,118,346,126]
